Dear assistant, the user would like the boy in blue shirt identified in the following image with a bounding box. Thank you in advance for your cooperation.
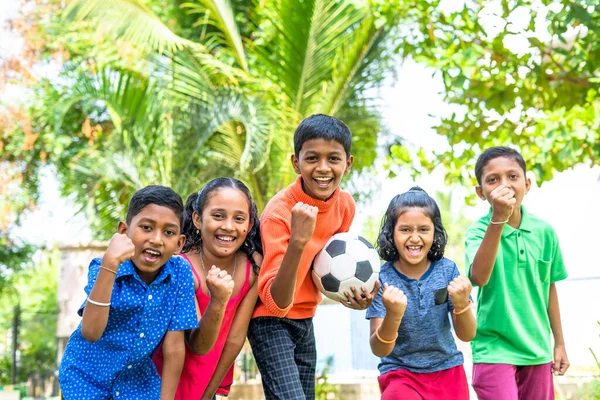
[59,185,198,400]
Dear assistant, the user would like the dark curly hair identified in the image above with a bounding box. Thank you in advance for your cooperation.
[377,186,448,262]
[181,178,262,274]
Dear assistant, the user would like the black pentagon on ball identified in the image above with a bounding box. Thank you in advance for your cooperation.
[355,261,373,282]
[326,240,346,258]
[358,236,374,249]
[321,273,341,292]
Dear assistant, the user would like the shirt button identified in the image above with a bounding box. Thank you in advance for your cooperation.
[517,232,521,237]
[127,365,132,369]
[148,294,153,300]
[139,333,145,338]
[116,392,120,397]
[520,250,524,254]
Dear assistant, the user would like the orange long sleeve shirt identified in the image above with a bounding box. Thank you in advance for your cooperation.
[252,176,356,319]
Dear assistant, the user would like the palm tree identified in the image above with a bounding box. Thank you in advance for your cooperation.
[47,0,405,236]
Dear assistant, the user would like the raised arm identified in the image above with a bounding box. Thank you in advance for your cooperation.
[81,232,134,342]
[187,264,235,355]
[448,275,477,342]
[470,185,515,286]
[370,283,407,358]
[202,279,259,400]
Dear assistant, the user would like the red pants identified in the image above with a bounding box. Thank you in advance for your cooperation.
[378,365,470,400]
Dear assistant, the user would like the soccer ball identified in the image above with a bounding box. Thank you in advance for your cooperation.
[312,232,381,302]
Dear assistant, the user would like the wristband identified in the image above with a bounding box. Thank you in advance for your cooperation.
[453,300,473,315]
[490,219,509,225]
[100,266,117,275]
[375,327,398,344]
[87,297,111,307]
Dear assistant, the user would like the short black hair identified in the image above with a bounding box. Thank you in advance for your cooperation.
[475,146,527,185]
[126,185,184,227]
[377,186,448,262]
[293,114,352,157]
[182,178,262,275]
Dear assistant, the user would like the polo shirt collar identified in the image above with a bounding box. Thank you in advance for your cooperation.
[486,205,532,237]
[116,258,174,285]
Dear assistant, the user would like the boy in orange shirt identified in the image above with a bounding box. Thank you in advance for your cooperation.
[248,114,381,400]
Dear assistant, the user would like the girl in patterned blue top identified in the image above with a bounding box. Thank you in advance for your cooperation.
[58,186,198,400]
[366,187,477,400]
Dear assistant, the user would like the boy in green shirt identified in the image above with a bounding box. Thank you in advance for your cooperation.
[465,146,569,400]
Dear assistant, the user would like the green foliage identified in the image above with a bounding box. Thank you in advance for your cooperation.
[581,321,600,398]
[0,247,59,384]
[1,0,408,239]
[389,0,600,185]
[435,192,472,274]
[315,355,340,400]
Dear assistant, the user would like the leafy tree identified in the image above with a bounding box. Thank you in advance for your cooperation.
[1,0,407,239]
[0,247,58,384]
[389,0,600,185]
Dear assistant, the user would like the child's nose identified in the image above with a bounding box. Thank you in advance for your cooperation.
[316,159,330,171]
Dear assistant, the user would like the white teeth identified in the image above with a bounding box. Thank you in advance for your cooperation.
[314,177,332,181]
[145,249,160,256]
[217,236,235,242]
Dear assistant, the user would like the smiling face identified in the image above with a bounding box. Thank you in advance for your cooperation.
[393,208,435,270]
[193,187,252,260]
[476,156,531,208]
[291,138,353,201]
[120,203,185,283]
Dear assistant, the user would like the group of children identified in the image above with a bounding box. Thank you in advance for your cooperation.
[58,114,569,400]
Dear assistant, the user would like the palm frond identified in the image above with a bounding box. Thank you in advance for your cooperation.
[182,0,248,70]
[65,0,195,54]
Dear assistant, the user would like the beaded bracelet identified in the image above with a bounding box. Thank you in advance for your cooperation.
[453,300,473,315]
[87,297,111,307]
[375,327,398,344]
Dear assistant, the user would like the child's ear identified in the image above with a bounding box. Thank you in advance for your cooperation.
[475,186,486,201]
[175,234,186,255]
[525,176,532,194]
[344,155,354,175]
[291,154,301,174]
[192,211,202,230]
[117,221,128,235]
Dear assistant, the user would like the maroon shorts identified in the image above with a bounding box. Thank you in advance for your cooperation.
[378,364,469,400]
[472,362,554,400]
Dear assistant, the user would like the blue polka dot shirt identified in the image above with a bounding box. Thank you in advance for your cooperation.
[59,256,198,400]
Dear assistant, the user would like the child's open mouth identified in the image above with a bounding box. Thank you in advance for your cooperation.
[406,245,423,257]
[142,248,162,263]
[314,177,333,188]
[216,235,236,245]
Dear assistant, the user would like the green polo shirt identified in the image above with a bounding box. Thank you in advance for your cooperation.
[465,206,568,365]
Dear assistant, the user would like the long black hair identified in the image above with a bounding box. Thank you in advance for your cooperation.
[182,178,262,274]
[377,186,448,262]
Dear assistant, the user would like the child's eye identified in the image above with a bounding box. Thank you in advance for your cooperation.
[141,225,152,231]
[213,213,224,219]
[235,216,246,223]
[487,177,497,183]
[510,174,519,179]
[329,157,341,162]
[165,230,176,236]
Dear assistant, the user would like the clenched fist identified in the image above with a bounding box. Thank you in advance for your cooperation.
[290,202,318,247]
[103,233,135,270]
[489,184,516,222]
[205,266,235,305]
[447,275,472,311]
[381,283,407,318]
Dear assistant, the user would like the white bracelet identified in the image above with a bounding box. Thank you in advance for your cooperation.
[87,297,111,307]
[490,219,509,225]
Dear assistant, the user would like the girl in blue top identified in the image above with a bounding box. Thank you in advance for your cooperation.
[366,187,477,400]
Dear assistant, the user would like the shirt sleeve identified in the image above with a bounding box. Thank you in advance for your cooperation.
[167,259,199,331]
[77,258,102,316]
[550,228,568,283]
[257,216,294,317]
[365,277,386,319]
[464,222,486,283]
